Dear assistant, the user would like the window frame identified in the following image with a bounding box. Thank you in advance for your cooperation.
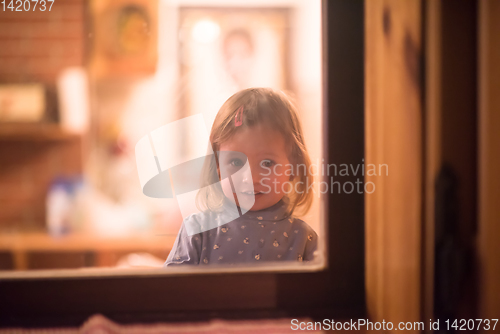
[0,0,365,326]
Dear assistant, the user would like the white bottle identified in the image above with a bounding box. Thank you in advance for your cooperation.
[46,181,71,237]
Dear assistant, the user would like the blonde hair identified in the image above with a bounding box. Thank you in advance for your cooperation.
[196,87,313,217]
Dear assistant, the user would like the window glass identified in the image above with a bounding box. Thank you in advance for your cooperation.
[0,0,322,275]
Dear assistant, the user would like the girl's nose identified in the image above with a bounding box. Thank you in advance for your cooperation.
[250,161,265,184]
[240,162,254,184]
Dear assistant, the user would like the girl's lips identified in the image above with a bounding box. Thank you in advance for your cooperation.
[238,192,265,200]
[240,191,265,196]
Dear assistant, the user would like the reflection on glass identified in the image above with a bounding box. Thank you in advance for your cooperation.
[0,0,321,273]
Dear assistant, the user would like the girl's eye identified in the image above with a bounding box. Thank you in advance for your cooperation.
[261,159,274,168]
[230,158,244,167]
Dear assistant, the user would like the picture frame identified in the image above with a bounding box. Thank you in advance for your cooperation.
[90,0,158,78]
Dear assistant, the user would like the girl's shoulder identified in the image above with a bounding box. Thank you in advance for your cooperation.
[181,208,236,236]
[182,210,213,231]
[182,210,212,225]
[288,216,318,238]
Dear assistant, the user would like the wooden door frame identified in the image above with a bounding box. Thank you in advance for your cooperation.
[0,0,366,327]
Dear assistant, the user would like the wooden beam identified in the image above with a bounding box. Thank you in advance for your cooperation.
[365,0,423,326]
[478,0,500,321]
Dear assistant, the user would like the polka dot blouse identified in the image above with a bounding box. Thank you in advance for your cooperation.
[164,199,318,266]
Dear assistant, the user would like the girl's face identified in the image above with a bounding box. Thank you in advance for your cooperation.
[218,124,292,211]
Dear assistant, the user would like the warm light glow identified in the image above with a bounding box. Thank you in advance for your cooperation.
[191,19,220,43]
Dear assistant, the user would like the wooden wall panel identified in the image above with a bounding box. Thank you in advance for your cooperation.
[478,0,500,322]
[365,0,423,326]
[422,0,441,325]
[423,0,478,324]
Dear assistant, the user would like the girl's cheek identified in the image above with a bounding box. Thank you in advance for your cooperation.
[221,178,234,199]
[270,165,293,181]
[260,177,287,196]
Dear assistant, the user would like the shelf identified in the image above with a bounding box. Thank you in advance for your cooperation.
[0,232,174,252]
[0,123,80,141]
[0,232,174,270]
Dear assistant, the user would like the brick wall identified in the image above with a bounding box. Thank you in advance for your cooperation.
[0,0,86,231]
[0,0,86,83]
[0,139,82,231]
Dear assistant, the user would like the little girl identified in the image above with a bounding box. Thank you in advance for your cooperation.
[165,88,317,266]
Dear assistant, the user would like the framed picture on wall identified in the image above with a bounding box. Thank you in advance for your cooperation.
[178,7,290,126]
[90,0,158,78]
